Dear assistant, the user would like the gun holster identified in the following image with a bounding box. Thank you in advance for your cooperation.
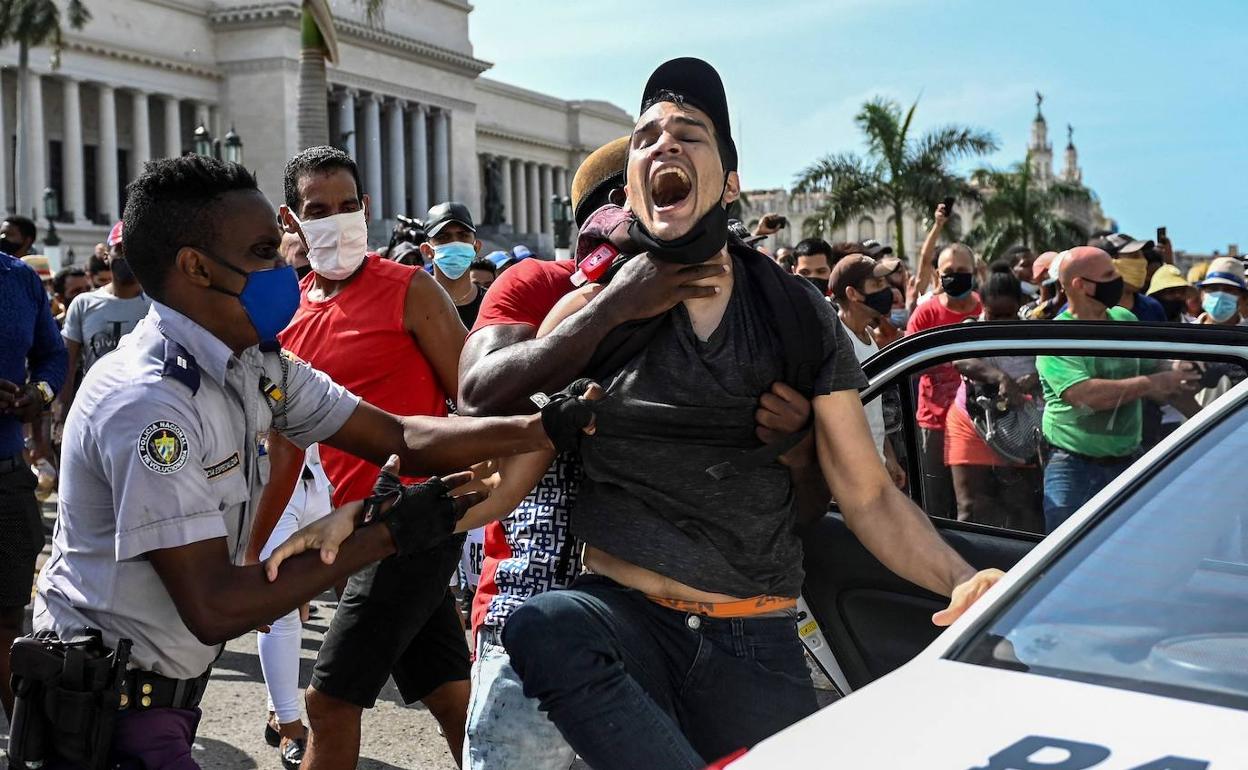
[8,628,131,770]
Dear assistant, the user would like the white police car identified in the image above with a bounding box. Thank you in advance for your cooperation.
[725,322,1248,769]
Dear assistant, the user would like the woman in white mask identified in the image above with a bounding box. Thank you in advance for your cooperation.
[420,201,488,329]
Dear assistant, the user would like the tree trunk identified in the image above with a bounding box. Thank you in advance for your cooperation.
[296,9,329,150]
[892,199,906,261]
[15,41,31,218]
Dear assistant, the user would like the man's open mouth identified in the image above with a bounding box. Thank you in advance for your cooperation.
[650,165,693,211]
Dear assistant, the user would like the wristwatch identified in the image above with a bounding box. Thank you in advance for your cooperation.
[33,381,54,406]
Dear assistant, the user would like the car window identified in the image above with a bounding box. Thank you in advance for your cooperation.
[955,401,1248,710]
[906,351,1245,535]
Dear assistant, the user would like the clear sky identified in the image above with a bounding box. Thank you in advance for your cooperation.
[470,0,1246,254]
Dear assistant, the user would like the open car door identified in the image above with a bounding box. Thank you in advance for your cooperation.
[800,320,1248,692]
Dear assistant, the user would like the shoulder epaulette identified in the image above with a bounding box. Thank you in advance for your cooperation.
[161,339,201,396]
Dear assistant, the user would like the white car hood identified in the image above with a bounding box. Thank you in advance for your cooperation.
[731,657,1248,768]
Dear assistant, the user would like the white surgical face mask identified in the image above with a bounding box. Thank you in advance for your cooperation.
[295,210,369,280]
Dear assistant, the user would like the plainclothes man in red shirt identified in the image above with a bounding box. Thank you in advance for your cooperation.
[906,242,982,518]
[255,145,471,769]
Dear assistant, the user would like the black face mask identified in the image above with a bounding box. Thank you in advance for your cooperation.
[863,286,895,317]
[110,256,137,285]
[1158,297,1186,321]
[941,272,974,298]
[627,200,729,265]
[1087,275,1125,309]
[806,276,829,296]
[295,263,313,280]
[0,238,23,256]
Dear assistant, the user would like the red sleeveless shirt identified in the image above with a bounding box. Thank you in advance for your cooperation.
[280,255,447,507]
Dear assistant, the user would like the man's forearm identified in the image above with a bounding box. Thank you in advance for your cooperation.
[398,414,551,475]
[845,486,974,596]
[1064,376,1153,411]
[460,302,625,416]
[195,525,395,645]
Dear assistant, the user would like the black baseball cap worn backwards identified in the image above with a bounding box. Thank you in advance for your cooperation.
[640,57,738,172]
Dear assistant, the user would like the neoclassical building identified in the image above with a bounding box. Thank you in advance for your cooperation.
[0,0,635,262]
[743,104,1112,258]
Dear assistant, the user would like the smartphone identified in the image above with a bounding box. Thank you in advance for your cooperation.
[941,197,955,217]
[1157,226,1167,241]
[769,215,788,230]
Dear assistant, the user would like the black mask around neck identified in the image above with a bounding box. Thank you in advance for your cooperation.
[628,201,729,265]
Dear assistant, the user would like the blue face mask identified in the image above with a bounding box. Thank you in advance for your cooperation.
[1202,290,1240,323]
[433,242,476,280]
[889,307,909,328]
[205,250,302,344]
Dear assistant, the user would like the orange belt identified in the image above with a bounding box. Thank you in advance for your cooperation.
[645,595,797,618]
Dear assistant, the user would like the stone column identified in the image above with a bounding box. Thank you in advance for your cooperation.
[539,164,553,236]
[431,107,450,203]
[334,89,356,159]
[360,93,383,221]
[385,99,406,217]
[555,167,568,200]
[97,84,119,223]
[62,78,85,223]
[194,102,210,132]
[24,73,47,218]
[499,155,513,228]
[408,103,428,216]
[525,162,540,239]
[130,90,151,180]
[162,95,181,158]
[512,159,527,234]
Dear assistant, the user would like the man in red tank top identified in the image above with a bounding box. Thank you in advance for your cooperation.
[261,146,472,769]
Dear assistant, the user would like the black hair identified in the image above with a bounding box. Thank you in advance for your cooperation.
[4,215,37,243]
[983,260,1023,304]
[793,237,833,262]
[87,254,108,275]
[123,155,259,299]
[829,241,866,266]
[640,89,734,171]
[284,145,362,213]
[53,265,87,297]
[469,258,496,275]
[1005,245,1032,264]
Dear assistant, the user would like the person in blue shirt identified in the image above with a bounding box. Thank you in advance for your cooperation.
[0,248,67,723]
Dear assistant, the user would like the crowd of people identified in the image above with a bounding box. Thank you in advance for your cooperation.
[0,55,1241,770]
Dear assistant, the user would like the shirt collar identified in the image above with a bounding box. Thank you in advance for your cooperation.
[0,253,18,273]
[151,301,236,387]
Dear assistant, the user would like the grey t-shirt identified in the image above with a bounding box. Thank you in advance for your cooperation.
[62,287,152,372]
[575,257,867,598]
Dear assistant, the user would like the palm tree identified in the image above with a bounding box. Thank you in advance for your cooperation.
[0,0,91,217]
[298,0,385,151]
[793,97,997,260]
[964,157,1091,261]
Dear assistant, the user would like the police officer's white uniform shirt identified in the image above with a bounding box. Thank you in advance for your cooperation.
[35,302,359,680]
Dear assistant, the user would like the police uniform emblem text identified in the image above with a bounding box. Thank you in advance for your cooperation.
[138,421,190,474]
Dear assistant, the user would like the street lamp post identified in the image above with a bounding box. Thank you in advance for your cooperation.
[42,187,62,268]
[192,123,245,166]
[223,125,244,165]
[551,194,573,261]
[193,124,213,158]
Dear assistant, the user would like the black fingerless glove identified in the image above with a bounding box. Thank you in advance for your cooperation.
[363,469,457,556]
[533,378,597,455]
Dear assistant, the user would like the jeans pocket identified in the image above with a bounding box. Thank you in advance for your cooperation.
[746,635,810,684]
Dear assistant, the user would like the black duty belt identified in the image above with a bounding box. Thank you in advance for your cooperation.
[1053,447,1137,467]
[0,454,24,474]
[119,669,211,711]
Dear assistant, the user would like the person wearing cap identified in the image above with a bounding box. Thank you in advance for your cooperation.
[829,254,906,486]
[422,201,488,328]
[269,145,472,768]
[1036,247,1200,532]
[1146,263,1195,323]
[56,220,152,424]
[0,215,37,259]
[20,254,54,300]
[791,237,835,294]
[500,57,1002,769]
[1019,250,1066,320]
[458,130,818,769]
[1091,233,1166,322]
[1195,256,1248,327]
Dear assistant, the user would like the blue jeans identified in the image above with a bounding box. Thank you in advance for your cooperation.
[1042,448,1134,533]
[503,575,817,770]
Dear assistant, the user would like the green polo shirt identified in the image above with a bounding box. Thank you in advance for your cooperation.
[1036,306,1154,458]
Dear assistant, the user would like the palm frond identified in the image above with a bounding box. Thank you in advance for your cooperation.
[911,125,999,169]
[855,98,903,174]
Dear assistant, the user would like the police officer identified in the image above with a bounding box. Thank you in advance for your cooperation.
[31,155,586,768]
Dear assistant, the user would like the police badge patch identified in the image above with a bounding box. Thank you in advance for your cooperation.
[138,421,190,475]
